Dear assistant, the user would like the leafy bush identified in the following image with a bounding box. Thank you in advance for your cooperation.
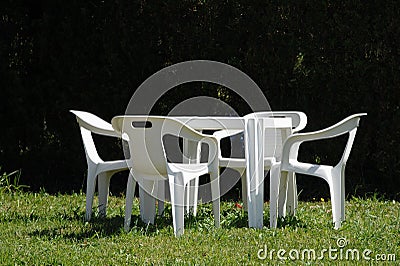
[0,1,399,198]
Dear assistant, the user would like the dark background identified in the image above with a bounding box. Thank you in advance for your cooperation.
[1,0,399,200]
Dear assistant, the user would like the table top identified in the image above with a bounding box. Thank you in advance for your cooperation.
[112,115,292,132]
[173,116,292,130]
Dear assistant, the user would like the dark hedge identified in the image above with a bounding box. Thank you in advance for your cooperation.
[1,0,399,199]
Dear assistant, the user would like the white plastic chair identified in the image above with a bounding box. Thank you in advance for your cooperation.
[269,113,367,229]
[70,110,134,221]
[112,116,220,236]
[213,111,307,215]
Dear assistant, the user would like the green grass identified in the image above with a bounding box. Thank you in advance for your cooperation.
[0,191,399,265]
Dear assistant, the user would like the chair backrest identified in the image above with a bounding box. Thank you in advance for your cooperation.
[335,114,366,166]
[70,110,118,164]
[112,116,207,176]
[112,116,168,176]
[247,111,307,133]
[70,110,118,137]
[244,111,307,160]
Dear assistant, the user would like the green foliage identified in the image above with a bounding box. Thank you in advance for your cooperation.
[0,168,28,193]
[0,1,399,198]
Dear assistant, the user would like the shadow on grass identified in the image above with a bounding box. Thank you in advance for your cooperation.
[28,206,173,240]
[127,202,251,234]
[28,202,307,241]
[28,216,125,241]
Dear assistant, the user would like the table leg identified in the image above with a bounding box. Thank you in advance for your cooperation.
[246,118,264,228]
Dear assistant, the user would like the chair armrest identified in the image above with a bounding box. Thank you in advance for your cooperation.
[281,113,367,166]
[291,112,307,133]
[212,129,244,161]
[165,117,218,144]
[162,117,220,169]
[70,110,118,137]
[213,129,243,141]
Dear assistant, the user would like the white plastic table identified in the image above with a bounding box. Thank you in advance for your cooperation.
[175,116,292,228]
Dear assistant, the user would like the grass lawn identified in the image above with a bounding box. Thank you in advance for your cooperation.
[0,191,399,265]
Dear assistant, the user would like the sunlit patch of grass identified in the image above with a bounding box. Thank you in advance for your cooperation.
[0,191,399,264]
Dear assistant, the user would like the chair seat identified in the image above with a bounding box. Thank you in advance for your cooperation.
[168,163,210,175]
[219,157,276,169]
[97,160,128,175]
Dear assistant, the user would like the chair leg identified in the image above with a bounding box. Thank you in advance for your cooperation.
[185,182,190,215]
[293,173,298,211]
[278,170,289,219]
[138,179,156,225]
[285,171,297,216]
[183,139,201,216]
[193,177,199,216]
[269,164,280,228]
[97,172,112,218]
[85,165,97,221]
[188,177,199,216]
[340,168,346,222]
[169,173,185,237]
[156,180,165,216]
[124,172,136,232]
[240,173,248,211]
[210,171,220,228]
[329,172,343,229]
